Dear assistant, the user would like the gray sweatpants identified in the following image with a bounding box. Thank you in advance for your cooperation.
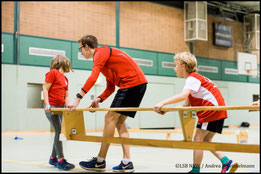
[45,105,64,159]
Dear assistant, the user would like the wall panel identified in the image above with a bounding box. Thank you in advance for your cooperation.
[19,35,71,67]
[221,61,247,82]
[1,33,14,64]
[121,48,158,75]
[197,57,222,80]
[158,52,176,77]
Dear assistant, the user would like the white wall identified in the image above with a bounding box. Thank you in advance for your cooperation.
[1,64,260,131]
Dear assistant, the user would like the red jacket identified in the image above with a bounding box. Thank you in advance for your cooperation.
[82,46,147,101]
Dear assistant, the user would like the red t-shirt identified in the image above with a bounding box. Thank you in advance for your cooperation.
[82,46,148,101]
[45,69,68,106]
[183,72,227,123]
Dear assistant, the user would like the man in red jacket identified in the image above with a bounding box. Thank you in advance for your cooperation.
[70,34,147,172]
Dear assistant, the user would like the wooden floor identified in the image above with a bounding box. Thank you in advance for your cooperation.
[2,127,260,172]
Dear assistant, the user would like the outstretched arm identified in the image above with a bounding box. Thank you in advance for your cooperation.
[153,89,191,115]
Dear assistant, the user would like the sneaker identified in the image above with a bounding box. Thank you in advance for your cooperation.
[57,159,75,170]
[221,160,238,173]
[112,161,134,173]
[79,157,106,171]
[49,157,58,167]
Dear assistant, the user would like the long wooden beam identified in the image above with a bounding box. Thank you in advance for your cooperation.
[94,128,238,135]
[71,134,260,154]
[51,105,260,112]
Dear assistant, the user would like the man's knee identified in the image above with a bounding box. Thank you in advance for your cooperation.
[105,111,120,124]
[116,115,127,128]
[116,121,125,130]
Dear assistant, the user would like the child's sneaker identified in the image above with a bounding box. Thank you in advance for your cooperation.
[79,157,106,171]
[57,159,75,170]
[221,160,238,173]
[49,157,58,167]
[112,161,134,172]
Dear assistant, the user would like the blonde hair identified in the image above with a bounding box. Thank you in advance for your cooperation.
[174,52,197,73]
[50,55,74,73]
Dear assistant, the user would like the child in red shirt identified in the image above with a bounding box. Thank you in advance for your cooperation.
[42,55,75,170]
[154,52,238,173]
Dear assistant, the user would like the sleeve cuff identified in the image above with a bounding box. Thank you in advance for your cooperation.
[98,97,103,103]
[81,88,87,94]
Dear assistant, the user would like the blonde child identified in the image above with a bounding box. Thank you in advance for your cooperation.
[153,52,238,173]
[43,55,75,170]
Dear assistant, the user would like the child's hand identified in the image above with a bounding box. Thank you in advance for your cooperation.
[153,103,167,115]
[88,98,101,113]
[249,100,260,112]
[44,104,51,112]
[250,100,259,106]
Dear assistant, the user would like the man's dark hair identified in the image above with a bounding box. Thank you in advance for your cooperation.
[78,35,98,49]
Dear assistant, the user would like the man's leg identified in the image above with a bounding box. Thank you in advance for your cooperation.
[112,115,135,172]
[116,115,130,159]
[98,111,121,158]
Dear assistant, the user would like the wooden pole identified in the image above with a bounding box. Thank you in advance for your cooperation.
[71,134,260,154]
[50,105,260,112]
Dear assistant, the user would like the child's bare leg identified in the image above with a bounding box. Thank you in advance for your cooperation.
[203,132,225,160]
[192,128,209,173]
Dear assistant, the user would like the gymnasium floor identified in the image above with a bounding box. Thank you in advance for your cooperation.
[2,127,260,173]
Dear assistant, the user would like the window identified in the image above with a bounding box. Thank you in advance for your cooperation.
[27,83,44,108]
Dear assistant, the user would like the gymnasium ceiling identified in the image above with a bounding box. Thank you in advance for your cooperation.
[152,1,260,22]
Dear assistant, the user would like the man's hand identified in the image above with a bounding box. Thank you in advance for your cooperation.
[153,102,167,115]
[89,98,101,113]
[69,98,81,111]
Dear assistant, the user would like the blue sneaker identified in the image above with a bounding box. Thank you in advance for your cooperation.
[57,159,75,170]
[112,161,134,173]
[49,157,58,167]
[79,157,106,171]
[221,160,238,173]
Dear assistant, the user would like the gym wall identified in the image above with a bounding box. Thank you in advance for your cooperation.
[1,1,14,33]
[19,1,116,46]
[1,2,260,131]
[2,1,259,62]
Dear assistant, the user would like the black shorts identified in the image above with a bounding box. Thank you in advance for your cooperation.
[196,119,225,134]
[110,83,147,118]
